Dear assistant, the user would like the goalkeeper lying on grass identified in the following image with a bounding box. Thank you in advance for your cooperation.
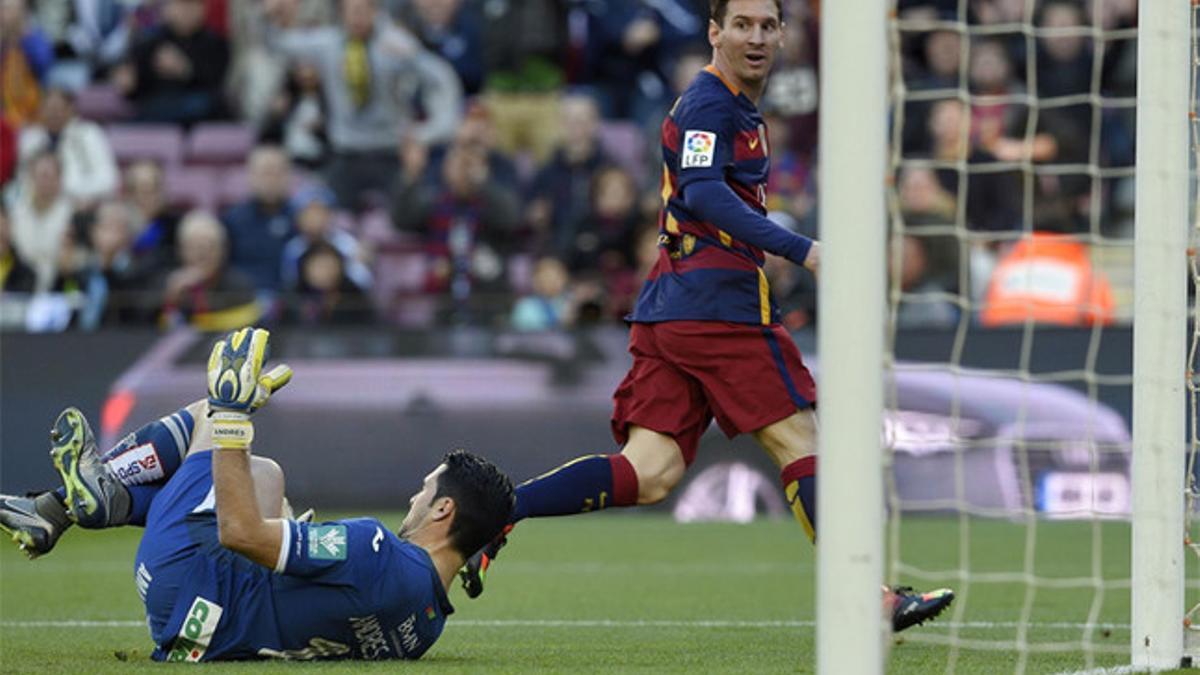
[0,327,514,661]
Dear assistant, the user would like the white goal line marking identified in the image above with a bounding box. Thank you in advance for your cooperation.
[0,619,1134,630]
[1053,667,1158,675]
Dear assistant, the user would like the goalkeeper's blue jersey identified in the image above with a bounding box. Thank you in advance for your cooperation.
[135,450,453,661]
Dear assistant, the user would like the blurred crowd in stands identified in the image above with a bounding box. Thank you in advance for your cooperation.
[0,0,1138,333]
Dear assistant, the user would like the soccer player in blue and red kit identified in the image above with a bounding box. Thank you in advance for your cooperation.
[0,328,514,661]
[458,0,953,631]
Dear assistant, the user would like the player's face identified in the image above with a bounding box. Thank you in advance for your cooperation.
[398,463,448,538]
[342,0,376,39]
[710,0,783,86]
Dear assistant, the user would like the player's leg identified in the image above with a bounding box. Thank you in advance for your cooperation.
[249,456,286,519]
[752,408,818,542]
[458,425,691,598]
[2,401,202,556]
[0,407,132,556]
[0,492,72,558]
[749,357,953,631]
[649,321,820,540]
[506,424,685,524]
[459,323,707,597]
[184,402,291,519]
[63,401,204,528]
[508,322,706,521]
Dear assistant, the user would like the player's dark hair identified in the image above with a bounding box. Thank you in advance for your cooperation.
[434,450,515,557]
[710,0,783,27]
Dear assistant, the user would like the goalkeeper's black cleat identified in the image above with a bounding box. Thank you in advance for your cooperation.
[459,524,513,599]
[0,492,72,558]
[50,407,130,529]
[889,585,954,632]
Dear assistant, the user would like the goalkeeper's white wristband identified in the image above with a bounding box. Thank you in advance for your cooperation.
[211,411,254,451]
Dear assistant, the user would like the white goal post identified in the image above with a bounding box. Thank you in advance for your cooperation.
[1130,0,1190,669]
[816,0,1192,672]
[816,1,888,674]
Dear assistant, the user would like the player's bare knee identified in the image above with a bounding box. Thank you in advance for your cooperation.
[635,463,684,505]
[250,457,286,518]
[184,399,208,420]
[622,426,687,505]
[627,449,686,504]
[753,409,818,468]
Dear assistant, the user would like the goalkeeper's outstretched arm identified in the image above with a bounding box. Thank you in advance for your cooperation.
[212,444,285,569]
[206,327,293,571]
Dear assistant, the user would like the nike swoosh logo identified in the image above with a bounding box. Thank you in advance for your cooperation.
[905,601,919,613]
[372,527,383,552]
[749,138,759,150]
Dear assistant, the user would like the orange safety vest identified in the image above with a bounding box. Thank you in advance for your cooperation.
[1,46,41,127]
[981,233,1115,327]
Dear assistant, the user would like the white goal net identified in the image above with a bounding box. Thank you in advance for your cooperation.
[876,1,1193,672]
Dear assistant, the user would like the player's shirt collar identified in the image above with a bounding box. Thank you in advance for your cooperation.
[703,64,741,97]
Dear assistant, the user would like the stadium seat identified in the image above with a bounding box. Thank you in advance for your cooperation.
[372,242,428,294]
[597,121,648,184]
[217,167,324,208]
[185,123,257,165]
[164,166,220,212]
[371,242,437,326]
[358,208,402,245]
[106,124,184,166]
[390,296,438,327]
[74,84,133,123]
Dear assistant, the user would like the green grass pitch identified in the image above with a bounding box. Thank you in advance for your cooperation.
[0,513,1192,673]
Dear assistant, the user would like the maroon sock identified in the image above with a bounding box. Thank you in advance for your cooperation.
[781,456,817,542]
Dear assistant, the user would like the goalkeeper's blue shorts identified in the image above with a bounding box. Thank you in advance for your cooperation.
[133,449,269,661]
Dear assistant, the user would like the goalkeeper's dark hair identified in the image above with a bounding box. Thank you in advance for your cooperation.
[710,0,783,27]
[434,450,515,557]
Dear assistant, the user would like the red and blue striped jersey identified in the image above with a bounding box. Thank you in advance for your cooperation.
[629,65,779,325]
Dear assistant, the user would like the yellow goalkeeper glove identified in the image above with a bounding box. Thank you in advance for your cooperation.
[206,327,293,450]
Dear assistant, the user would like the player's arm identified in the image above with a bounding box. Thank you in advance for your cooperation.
[673,97,818,273]
[212,447,283,569]
[205,328,294,570]
[682,181,818,272]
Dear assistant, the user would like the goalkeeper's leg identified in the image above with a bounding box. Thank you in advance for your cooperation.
[187,409,289,518]
[2,402,198,555]
[58,402,203,529]
[3,403,294,557]
[1,406,134,557]
[70,398,291,525]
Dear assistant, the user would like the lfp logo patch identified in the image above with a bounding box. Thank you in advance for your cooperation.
[681,130,717,168]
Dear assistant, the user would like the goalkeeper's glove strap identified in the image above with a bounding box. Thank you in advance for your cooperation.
[211,412,253,451]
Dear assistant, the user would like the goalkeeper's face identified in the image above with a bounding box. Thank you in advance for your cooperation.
[398,464,450,539]
[710,0,783,87]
